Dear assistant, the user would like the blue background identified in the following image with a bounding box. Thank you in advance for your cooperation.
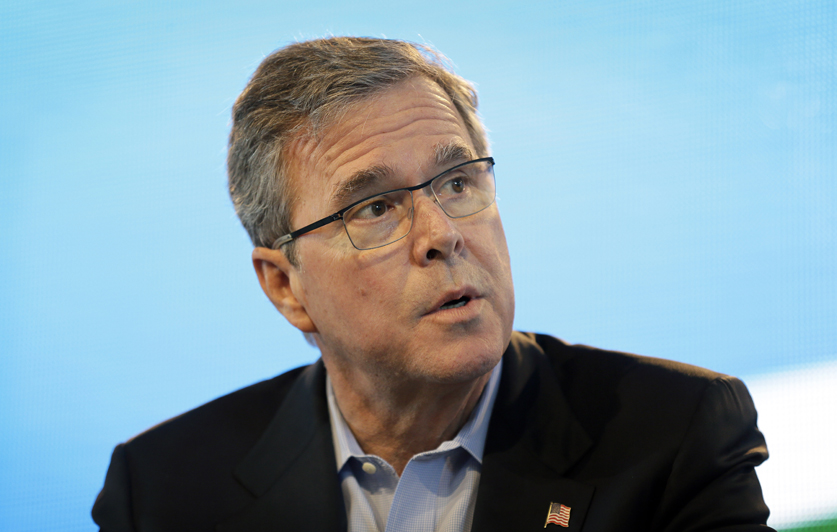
[1,1,834,530]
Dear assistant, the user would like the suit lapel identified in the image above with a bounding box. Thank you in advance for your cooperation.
[473,332,596,531]
[216,333,593,532]
[218,360,346,532]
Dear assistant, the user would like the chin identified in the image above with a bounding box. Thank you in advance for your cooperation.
[419,336,505,385]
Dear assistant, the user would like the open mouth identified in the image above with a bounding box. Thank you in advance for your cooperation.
[439,296,471,310]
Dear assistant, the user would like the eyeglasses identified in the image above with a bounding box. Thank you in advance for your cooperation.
[273,157,496,251]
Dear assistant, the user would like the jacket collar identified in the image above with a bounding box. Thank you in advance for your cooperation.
[218,332,595,532]
[218,360,346,532]
[472,332,596,531]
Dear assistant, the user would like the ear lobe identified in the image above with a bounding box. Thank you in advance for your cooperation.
[252,247,318,333]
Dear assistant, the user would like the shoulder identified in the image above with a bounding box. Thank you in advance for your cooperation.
[511,330,731,394]
[123,362,314,463]
[506,331,755,439]
[93,362,323,528]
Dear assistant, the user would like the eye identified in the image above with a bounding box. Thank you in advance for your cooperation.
[348,195,400,222]
[356,200,389,219]
[439,175,468,195]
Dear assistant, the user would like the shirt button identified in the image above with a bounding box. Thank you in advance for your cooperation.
[362,462,377,475]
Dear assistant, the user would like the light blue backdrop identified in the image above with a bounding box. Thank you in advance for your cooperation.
[1,1,834,530]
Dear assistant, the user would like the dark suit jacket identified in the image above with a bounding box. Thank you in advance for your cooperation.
[92,332,773,531]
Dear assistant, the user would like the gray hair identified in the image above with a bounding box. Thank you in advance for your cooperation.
[227,37,489,265]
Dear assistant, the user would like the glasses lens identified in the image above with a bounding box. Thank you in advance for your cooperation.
[432,159,496,218]
[340,159,496,250]
[342,189,414,250]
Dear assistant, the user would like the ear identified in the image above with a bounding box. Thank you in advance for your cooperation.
[252,247,318,333]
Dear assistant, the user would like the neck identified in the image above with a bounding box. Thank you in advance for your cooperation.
[327,365,492,476]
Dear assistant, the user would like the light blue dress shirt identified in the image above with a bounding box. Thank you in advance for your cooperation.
[326,359,503,532]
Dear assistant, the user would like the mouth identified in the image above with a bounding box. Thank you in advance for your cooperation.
[428,284,480,313]
[423,287,482,322]
[439,295,471,310]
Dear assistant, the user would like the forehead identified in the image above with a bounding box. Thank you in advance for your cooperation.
[286,77,475,219]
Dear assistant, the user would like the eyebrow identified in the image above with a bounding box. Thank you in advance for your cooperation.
[330,164,394,209]
[434,141,475,168]
[329,141,476,210]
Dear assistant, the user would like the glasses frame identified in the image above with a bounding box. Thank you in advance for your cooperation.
[272,157,496,250]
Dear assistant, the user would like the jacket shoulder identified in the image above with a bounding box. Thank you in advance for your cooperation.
[501,332,770,531]
[509,331,745,442]
[124,363,311,468]
[515,331,727,393]
[92,363,318,531]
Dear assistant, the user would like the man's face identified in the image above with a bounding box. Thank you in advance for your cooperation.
[278,76,514,385]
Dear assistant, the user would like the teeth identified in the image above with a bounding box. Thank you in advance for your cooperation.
[441,297,469,310]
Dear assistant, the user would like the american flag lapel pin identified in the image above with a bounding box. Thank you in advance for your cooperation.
[544,502,571,528]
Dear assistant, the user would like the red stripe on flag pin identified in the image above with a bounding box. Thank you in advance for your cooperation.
[544,502,571,528]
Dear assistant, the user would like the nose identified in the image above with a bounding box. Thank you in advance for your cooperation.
[409,192,465,265]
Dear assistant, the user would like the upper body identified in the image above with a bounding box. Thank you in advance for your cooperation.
[92,332,772,531]
[93,37,773,531]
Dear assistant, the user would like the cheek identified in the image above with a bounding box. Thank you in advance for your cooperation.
[470,214,512,273]
[315,255,404,320]
[489,220,513,275]
[477,216,515,315]
[350,247,413,301]
[352,267,399,309]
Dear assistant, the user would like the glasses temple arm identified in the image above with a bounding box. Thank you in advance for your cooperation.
[272,213,343,248]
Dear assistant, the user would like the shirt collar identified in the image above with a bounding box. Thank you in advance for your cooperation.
[327,358,503,470]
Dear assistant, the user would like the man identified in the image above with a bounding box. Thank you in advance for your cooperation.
[92,37,773,532]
